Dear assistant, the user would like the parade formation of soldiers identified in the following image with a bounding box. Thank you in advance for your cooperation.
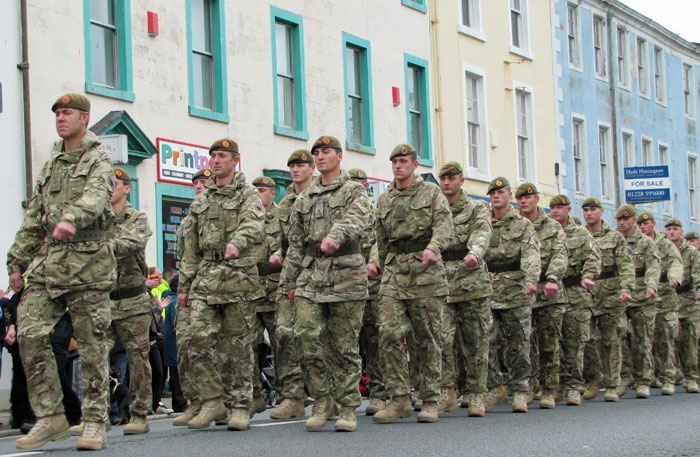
[7,93,700,451]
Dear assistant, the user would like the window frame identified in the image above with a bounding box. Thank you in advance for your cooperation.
[598,122,614,203]
[270,6,308,140]
[402,0,427,13]
[689,152,699,221]
[83,0,135,102]
[567,2,582,71]
[636,37,650,98]
[658,141,672,216]
[683,63,695,119]
[641,135,654,167]
[458,0,486,42]
[593,15,607,81]
[653,45,666,106]
[621,127,635,168]
[571,114,587,195]
[405,53,433,166]
[513,82,536,184]
[463,63,490,181]
[342,32,375,155]
[617,26,630,90]
[509,0,533,60]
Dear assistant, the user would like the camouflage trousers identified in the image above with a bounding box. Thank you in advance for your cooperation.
[677,312,700,382]
[18,284,111,422]
[378,296,444,402]
[530,304,565,394]
[584,306,626,387]
[175,304,197,405]
[188,299,255,409]
[487,306,532,393]
[275,294,306,401]
[107,309,152,416]
[622,303,657,386]
[360,298,386,400]
[653,309,679,384]
[252,310,276,399]
[559,306,591,391]
[294,297,364,407]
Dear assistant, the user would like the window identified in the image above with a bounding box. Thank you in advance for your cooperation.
[654,46,666,104]
[509,0,531,55]
[659,143,671,215]
[83,0,134,101]
[464,68,489,178]
[459,0,485,40]
[402,0,427,13]
[689,154,699,220]
[622,131,634,168]
[683,63,695,117]
[187,0,228,123]
[567,3,581,69]
[642,137,653,166]
[343,33,375,154]
[637,38,649,97]
[515,88,534,181]
[593,16,607,79]
[598,125,613,200]
[572,117,586,194]
[405,54,432,165]
[271,7,308,140]
[617,27,629,87]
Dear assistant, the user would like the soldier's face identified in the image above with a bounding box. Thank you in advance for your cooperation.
[638,220,656,236]
[549,205,571,224]
[488,187,511,210]
[289,162,315,183]
[391,156,418,181]
[666,226,682,242]
[256,186,275,208]
[616,217,636,232]
[350,178,370,189]
[313,148,341,174]
[690,239,700,249]
[439,174,464,198]
[55,108,88,140]
[193,178,207,195]
[583,206,603,225]
[111,179,131,204]
[210,150,237,177]
[515,194,539,216]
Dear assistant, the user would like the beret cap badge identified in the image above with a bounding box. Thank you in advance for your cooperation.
[300,152,308,160]
[204,170,211,176]
[61,95,72,105]
[496,180,502,186]
[321,137,332,145]
[114,169,123,177]
[221,140,230,148]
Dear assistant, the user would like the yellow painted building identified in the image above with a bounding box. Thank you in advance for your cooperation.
[430,0,559,199]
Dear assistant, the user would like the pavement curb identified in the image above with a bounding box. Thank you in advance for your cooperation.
[0,414,177,439]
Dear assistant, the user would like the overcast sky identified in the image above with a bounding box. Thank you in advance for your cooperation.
[620,0,700,43]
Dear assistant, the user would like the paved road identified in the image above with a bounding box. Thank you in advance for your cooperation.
[1,387,699,457]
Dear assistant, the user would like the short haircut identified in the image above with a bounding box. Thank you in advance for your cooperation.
[163,268,177,281]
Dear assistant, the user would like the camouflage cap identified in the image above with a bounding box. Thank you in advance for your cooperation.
[515,182,539,198]
[209,138,239,155]
[549,194,571,207]
[311,135,342,152]
[389,143,417,160]
[252,175,276,188]
[615,204,636,219]
[347,168,368,180]
[113,168,131,181]
[487,177,510,195]
[637,211,655,224]
[438,162,463,177]
[684,230,698,240]
[581,197,602,208]
[51,93,90,112]
[192,169,212,181]
[665,218,683,228]
[287,149,313,166]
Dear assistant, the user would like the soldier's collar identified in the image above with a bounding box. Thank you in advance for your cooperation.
[308,172,346,195]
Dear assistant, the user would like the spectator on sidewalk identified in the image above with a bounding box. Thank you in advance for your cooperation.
[161,275,186,412]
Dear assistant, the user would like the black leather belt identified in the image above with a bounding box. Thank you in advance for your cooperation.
[488,261,520,274]
[202,250,227,261]
[563,276,582,287]
[257,263,282,276]
[303,241,361,258]
[110,284,146,300]
[48,229,111,243]
[442,249,470,261]
[388,239,430,254]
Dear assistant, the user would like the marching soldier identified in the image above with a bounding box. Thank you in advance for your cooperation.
[684,231,700,249]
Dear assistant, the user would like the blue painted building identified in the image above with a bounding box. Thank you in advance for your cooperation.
[553,0,700,231]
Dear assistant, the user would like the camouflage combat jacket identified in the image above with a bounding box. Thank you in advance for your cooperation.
[109,201,153,319]
[532,208,568,307]
[590,221,634,307]
[677,238,700,318]
[486,206,540,309]
[283,172,371,303]
[560,217,601,307]
[652,231,683,312]
[255,203,282,311]
[623,226,660,306]
[361,206,381,300]
[443,191,492,303]
[376,175,453,300]
[7,130,116,298]
[179,172,265,305]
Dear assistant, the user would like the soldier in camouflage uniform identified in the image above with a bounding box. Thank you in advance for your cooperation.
[515,184,568,410]
[172,168,211,427]
[637,212,683,395]
[685,231,700,249]
[548,195,601,406]
[178,138,265,431]
[370,144,452,424]
[8,94,115,451]
[250,176,281,416]
[436,162,492,417]
[283,136,372,432]
[267,150,314,421]
[615,204,660,399]
[348,168,386,416]
[482,177,540,414]
[666,219,700,393]
[581,198,634,402]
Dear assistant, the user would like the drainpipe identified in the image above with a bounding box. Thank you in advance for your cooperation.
[18,0,32,208]
[429,0,445,169]
[606,7,622,207]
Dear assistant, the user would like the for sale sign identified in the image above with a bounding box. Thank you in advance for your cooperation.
[624,166,671,204]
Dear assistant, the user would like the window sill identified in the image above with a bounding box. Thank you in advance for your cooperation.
[466,169,491,183]
[639,92,651,100]
[655,98,667,108]
[509,46,534,61]
[417,157,434,167]
[568,63,583,73]
[274,125,309,141]
[85,83,135,102]
[401,0,427,13]
[684,113,696,121]
[594,74,608,83]
[346,141,376,155]
[458,26,486,42]
[188,106,230,123]
[619,83,631,92]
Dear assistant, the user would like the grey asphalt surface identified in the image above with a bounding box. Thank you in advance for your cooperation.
[1,387,699,457]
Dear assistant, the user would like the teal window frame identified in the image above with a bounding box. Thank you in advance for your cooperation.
[342,32,375,155]
[270,6,308,141]
[404,53,433,166]
[402,0,427,13]
[156,183,195,271]
[83,0,135,102]
[186,0,229,123]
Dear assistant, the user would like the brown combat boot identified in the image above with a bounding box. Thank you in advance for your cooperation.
[123,415,149,435]
[417,401,438,423]
[173,401,201,426]
[16,414,71,450]
[305,396,334,431]
[583,375,603,400]
[373,395,413,424]
[364,398,385,416]
[249,396,267,418]
[604,387,619,402]
[437,388,458,416]
[512,392,528,413]
[661,382,675,395]
[334,406,357,432]
[635,385,650,398]
[467,393,485,417]
[686,379,699,393]
[187,398,227,429]
[539,392,555,409]
[269,398,306,420]
[566,389,581,406]
[484,385,508,413]
[215,410,231,426]
[76,421,107,451]
[616,376,633,397]
[69,421,112,436]
[413,398,422,411]
[460,392,470,408]
[227,408,250,431]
